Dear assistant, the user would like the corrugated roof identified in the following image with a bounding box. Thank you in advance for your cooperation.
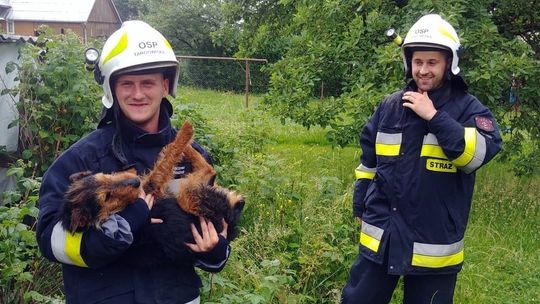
[0,33,37,43]
[8,0,96,23]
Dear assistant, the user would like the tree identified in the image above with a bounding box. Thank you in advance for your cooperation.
[112,0,149,21]
[228,0,539,175]
[142,0,251,91]
[489,0,540,59]
[6,27,101,174]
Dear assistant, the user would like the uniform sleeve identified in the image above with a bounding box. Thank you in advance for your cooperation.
[427,97,502,174]
[193,236,231,273]
[353,105,381,217]
[36,148,150,269]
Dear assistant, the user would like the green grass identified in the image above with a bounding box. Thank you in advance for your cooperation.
[175,87,539,303]
[457,163,540,304]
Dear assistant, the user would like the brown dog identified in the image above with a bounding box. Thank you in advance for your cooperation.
[60,121,245,247]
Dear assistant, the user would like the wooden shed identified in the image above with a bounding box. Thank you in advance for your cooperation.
[1,0,122,42]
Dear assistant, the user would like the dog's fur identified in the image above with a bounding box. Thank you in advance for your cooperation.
[62,170,141,232]
[60,121,245,263]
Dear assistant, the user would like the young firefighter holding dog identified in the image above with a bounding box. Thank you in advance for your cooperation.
[36,21,229,304]
[341,14,502,304]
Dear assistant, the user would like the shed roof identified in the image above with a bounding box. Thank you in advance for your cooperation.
[8,0,96,23]
[0,33,37,43]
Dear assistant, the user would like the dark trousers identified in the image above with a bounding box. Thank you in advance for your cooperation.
[341,254,457,304]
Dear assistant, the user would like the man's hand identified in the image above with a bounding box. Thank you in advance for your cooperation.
[402,91,437,121]
[185,217,228,253]
[138,189,163,224]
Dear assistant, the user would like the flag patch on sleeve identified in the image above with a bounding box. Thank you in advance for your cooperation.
[475,116,495,132]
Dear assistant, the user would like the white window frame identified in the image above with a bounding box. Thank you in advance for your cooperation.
[7,19,14,34]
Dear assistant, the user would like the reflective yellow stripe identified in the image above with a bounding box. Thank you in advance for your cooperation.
[412,239,464,268]
[452,128,476,167]
[360,221,384,253]
[375,144,400,156]
[438,26,458,43]
[412,250,464,268]
[420,145,447,159]
[164,38,173,49]
[102,32,128,66]
[461,133,487,173]
[360,232,381,253]
[355,170,375,180]
[375,132,402,156]
[420,133,448,159]
[65,232,88,268]
[355,164,376,180]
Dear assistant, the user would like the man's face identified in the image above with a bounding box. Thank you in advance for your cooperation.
[114,73,169,133]
[411,51,450,93]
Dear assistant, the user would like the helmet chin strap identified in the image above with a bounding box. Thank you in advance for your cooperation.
[445,69,453,81]
[110,103,129,166]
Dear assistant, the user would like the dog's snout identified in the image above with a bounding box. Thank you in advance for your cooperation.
[120,178,140,188]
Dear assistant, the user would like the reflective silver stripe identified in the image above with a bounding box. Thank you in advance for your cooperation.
[461,132,486,173]
[361,221,384,241]
[375,132,402,156]
[413,239,464,257]
[195,245,230,270]
[360,221,385,252]
[421,133,447,159]
[356,164,377,173]
[51,222,70,264]
[412,239,465,268]
[51,222,88,267]
[185,296,200,304]
[423,133,439,145]
[355,164,376,180]
[376,132,402,145]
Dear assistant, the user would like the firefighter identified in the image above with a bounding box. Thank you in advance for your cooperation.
[36,21,229,304]
[341,14,502,304]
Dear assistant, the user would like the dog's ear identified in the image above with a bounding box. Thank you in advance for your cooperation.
[69,171,92,182]
[208,174,216,186]
[229,197,245,220]
[69,208,92,233]
[234,198,245,213]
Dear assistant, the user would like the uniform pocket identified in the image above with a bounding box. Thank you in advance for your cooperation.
[441,196,467,236]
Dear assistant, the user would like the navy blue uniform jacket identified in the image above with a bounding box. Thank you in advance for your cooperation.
[36,101,230,303]
[353,81,502,275]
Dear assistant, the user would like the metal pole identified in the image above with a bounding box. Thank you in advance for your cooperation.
[245,60,250,108]
[176,55,267,62]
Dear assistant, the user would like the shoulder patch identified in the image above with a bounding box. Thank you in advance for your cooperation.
[475,116,495,132]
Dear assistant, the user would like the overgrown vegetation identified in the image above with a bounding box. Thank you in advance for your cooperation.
[1,9,539,303]
[112,0,540,175]
[3,27,101,175]
[178,88,539,304]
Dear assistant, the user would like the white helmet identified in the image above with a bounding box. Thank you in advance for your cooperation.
[401,14,461,77]
[97,20,179,108]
